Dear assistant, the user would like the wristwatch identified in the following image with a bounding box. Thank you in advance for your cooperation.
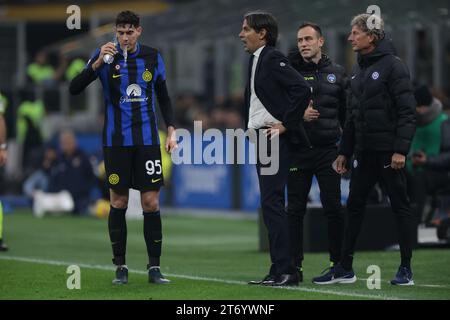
[0,143,7,150]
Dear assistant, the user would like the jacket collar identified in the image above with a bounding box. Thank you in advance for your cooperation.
[357,37,395,67]
[253,45,265,59]
[288,51,331,71]
[253,45,273,79]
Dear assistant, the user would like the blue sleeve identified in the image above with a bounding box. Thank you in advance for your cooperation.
[154,52,174,127]
[156,53,166,82]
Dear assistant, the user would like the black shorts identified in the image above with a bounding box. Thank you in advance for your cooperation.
[103,146,164,191]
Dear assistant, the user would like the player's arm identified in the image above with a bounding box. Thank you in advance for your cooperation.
[154,52,177,153]
[338,91,355,157]
[334,87,355,174]
[338,66,349,129]
[155,79,174,128]
[69,43,117,95]
[388,59,416,156]
[155,80,177,153]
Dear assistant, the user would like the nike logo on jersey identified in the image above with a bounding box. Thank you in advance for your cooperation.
[112,74,122,78]
[351,75,356,80]
[152,178,162,183]
[384,164,391,169]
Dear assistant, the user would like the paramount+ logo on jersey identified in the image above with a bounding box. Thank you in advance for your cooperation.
[119,84,149,104]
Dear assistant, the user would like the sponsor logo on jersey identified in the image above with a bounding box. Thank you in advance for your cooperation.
[120,84,148,104]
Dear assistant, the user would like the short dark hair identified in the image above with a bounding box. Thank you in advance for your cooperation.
[244,11,278,47]
[297,22,323,38]
[115,10,140,28]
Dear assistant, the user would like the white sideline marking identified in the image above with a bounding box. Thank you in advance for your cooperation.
[358,277,448,289]
[0,255,404,300]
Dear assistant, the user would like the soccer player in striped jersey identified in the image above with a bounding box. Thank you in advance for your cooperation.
[70,10,177,285]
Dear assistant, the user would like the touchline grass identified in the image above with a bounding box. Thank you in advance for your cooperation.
[0,211,449,300]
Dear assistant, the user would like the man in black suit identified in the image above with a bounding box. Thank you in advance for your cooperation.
[239,11,311,286]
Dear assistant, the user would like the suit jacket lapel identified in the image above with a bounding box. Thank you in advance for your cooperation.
[254,46,268,82]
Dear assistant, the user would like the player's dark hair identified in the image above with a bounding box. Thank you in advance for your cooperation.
[298,22,323,38]
[115,10,140,28]
[244,11,278,47]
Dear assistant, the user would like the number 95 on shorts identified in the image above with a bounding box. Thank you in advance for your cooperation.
[104,146,164,191]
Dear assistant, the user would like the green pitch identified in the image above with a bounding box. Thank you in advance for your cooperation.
[0,211,449,300]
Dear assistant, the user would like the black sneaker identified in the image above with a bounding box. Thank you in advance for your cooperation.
[112,266,128,284]
[312,263,356,285]
[390,266,414,286]
[148,265,170,284]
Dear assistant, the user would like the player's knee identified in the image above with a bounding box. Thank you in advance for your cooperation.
[141,198,159,212]
[110,197,128,210]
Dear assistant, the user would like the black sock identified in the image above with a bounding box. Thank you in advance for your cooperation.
[108,206,127,266]
[401,259,411,270]
[143,211,162,267]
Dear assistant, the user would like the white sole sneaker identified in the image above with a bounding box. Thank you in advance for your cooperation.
[337,276,357,284]
[313,276,357,285]
[392,280,414,286]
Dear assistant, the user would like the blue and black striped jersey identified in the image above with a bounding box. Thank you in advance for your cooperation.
[70,43,174,147]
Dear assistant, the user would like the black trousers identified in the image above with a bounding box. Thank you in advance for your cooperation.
[255,133,295,275]
[287,146,344,267]
[342,151,415,268]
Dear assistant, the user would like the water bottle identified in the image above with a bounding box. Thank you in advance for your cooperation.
[123,44,128,66]
[103,36,117,64]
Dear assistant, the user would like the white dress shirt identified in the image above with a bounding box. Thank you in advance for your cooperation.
[247,46,281,129]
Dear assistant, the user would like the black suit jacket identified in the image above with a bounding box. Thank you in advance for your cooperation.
[244,46,311,142]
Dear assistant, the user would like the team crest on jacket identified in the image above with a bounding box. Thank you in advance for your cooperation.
[327,74,336,83]
[353,159,358,168]
[371,72,380,80]
[115,64,120,70]
[280,62,286,67]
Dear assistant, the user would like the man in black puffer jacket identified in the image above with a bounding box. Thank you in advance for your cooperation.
[318,14,417,286]
[287,22,348,283]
